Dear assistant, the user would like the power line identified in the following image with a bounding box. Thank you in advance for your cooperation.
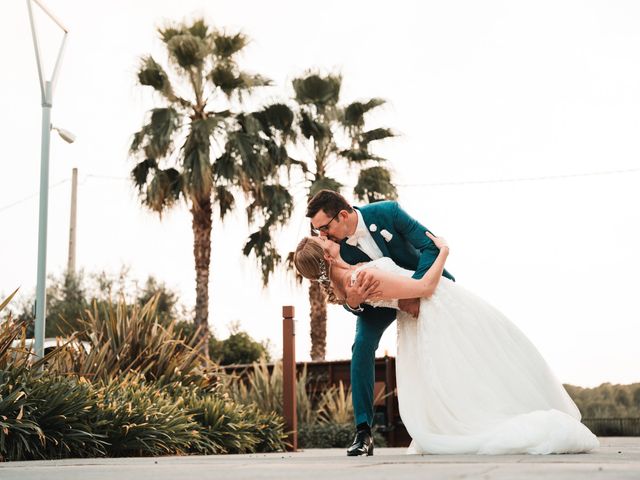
[1,166,638,215]
[395,167,640,188]
[0,178,70,214]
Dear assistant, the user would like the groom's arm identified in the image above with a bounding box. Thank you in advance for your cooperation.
[343,269,381,315]
[391,202,454,281]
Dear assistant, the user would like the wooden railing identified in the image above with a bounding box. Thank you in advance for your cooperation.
[582,418,640,436]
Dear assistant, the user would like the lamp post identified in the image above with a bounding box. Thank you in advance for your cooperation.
[27,0,72,359]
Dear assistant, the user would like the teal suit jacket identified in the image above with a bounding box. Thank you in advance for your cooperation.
[340,201,455,321]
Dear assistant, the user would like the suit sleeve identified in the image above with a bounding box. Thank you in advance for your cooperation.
[391,202,446,280]
[342,302,396,321]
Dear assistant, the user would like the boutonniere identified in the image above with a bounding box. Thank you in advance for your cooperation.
[369,224,377,232]
[380,229,393,242]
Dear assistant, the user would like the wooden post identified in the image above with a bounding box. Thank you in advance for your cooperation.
[384,355,396,446]
[67,167,78,274]
[282,306,297,451]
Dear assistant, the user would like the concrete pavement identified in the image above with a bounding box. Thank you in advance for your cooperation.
[0,437,638,480]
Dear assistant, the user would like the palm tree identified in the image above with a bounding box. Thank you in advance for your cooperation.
[129,19,296,351]
[290,72,398,360]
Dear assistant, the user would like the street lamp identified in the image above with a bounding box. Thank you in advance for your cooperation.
[27,0,71,359]
[52,126,76,144]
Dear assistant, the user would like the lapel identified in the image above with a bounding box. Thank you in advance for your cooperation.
[340,241,371,264]
[356,206,390,257]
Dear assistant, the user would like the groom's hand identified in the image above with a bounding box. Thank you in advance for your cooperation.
[398,298,420,318]
[345,271,381,309]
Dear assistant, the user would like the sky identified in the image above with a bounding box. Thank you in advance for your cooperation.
[1,0,639,387]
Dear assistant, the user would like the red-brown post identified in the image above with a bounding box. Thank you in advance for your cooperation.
[282,305,297,451]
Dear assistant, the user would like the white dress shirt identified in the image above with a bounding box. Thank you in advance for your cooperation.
[346,209,384,260]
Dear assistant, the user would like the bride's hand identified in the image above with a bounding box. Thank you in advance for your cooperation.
[426,231,449,251]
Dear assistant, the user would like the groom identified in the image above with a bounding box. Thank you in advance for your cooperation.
[306,189,455,456]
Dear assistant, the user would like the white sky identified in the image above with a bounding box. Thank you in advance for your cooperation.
[1,0,639,387]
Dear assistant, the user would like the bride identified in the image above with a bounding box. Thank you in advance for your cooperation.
[293,234,599,455]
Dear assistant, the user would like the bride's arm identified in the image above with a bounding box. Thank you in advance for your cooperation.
[361,235,449,301]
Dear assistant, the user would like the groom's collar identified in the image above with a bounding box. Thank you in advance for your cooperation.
[345,209,368,246]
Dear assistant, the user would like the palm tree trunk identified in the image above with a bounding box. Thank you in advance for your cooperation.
[309,281,327,360]
[191,197,213,358]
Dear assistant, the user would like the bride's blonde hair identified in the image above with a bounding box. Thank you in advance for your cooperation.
[293,237,343,304]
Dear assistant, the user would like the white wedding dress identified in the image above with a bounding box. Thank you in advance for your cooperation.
[354,257,599,455]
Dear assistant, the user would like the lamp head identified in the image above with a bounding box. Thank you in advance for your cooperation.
[52,126,76,144]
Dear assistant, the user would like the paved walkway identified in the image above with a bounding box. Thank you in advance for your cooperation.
[1,437,638,480]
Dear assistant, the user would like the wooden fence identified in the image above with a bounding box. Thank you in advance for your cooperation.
[582,418,640,436]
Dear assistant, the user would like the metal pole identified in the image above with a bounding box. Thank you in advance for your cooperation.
[34,81,52,359]
[67,167,78,274]
[27,0,69,359]
[282,305,297,451]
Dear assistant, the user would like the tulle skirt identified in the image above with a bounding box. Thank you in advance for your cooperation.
[396,278,599,454]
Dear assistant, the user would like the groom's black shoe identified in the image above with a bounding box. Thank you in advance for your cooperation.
[346,429,374,456]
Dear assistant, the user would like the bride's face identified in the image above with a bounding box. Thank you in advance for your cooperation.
[309,236,340,262]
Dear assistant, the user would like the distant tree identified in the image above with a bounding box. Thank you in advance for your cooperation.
[175,319,269,365]
[615,388,631,408]
[11,269,187,338]
[634,387,640,408]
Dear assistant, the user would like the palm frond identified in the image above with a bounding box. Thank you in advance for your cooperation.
[212,151,237,182]
[213,32,249,58]
[342,98,386,127]
[188,19,209,39]
[353,166,398,203]
[309,177,343,198]
[215,186,235,219]
[209,65,241,96]
[255,103,296,142]
[137,56,190,107]
[359,128,396,146]
[292,73,341,108]
[147,108,181,157]
[339,149,384,163]
[167,34,209,69]
[299,111,331,141]
[209,67,272,98]
[131,158,158,191]
[144,168,183,213]
[243,228,281,285]
[181,119,215,200]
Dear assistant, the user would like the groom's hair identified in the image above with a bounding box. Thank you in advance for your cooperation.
[306,189,353,218]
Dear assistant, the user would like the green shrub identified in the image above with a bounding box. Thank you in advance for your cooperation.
[0,369,106,461]
[179,386,286,454]
[91,376,204,457]
[298,423,387,449]
[49,296,216,387]
[225,359,317,425]
[0,293,286,459]
[209,329,270,365]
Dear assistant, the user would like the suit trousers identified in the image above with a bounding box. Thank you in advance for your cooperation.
[351,313,396,426]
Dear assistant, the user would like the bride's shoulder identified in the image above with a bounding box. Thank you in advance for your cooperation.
[365,257,396,270]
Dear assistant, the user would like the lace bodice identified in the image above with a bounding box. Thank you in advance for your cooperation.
[350,257,415,309]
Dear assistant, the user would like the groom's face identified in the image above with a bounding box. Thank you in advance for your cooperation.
[309,236,340,261]
[311,209,350,242]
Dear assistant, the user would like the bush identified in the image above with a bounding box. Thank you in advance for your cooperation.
[179,385,286,454]
[298,423,387,449]
[225,359,317,425]
[0,292,287,460]
[0,369,106,461]
[9,269,189,339]
[49,297,216,387]
[92,376,203,457]
[209,329,270,365]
